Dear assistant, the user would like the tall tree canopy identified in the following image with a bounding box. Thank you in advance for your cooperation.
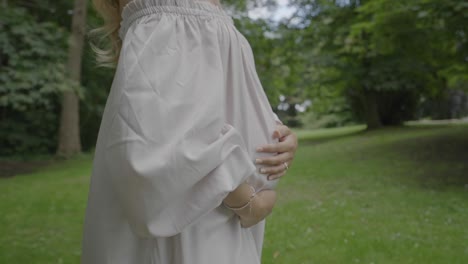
[289,0,467,128]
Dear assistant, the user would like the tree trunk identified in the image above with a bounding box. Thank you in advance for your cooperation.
[358,29,382,130]
[56,0,87,157]
[363,91,382,130]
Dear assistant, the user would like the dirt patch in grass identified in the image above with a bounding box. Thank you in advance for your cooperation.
[0,159,54,178]
[385,126,468,187]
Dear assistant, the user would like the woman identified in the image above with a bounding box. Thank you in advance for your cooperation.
[82,0,298,263]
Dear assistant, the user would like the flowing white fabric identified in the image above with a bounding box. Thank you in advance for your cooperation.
[81,0,283,263]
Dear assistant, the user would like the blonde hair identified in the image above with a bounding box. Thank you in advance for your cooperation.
[88,0,122,68]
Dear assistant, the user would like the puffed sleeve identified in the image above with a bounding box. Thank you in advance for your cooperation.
[103,17,257,237]
[272,112,283,125]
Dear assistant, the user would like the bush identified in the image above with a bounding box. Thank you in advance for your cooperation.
[0,7,72,156]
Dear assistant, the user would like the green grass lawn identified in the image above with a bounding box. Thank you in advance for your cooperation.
[1,124,467,263]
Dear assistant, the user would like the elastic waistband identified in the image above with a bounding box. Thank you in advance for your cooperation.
[119,0,234,40]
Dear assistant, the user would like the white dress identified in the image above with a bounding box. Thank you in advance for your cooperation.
[81,0,283,263]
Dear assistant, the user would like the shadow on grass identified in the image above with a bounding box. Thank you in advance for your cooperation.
[299,123,468,189]
[298,123,463,146]
[0,152,92,178]
[373,125,468,188]
[298,125,367,146]
[299,130,367,146]
[0,159,55,178]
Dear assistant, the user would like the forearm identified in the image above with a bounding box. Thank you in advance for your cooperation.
[223,183,277,228]
[223,183,254,208]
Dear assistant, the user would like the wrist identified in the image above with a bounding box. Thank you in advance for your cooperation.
[223,185,256,211]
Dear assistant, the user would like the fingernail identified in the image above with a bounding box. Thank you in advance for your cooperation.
[255,158,262,164]
[268,175,274,180]
[260,168,266,173]
[256,147,263,151]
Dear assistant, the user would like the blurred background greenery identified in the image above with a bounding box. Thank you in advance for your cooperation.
[1,0,466,157]
[0,0,467,263]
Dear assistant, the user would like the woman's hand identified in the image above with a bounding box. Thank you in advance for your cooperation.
[237,190,277,228]
[255,122,298,180]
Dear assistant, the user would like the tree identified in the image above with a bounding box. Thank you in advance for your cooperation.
[292,0,467,129]
[56,0,87,157]
[0,6,70,156]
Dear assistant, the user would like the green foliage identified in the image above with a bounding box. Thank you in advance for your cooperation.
[231,12,315,130]
[233,17,284,107]
[299,95,356,129]
[3,0,466,155]
[12,0,74,27]
[292,0,468,128]
[0,6,73,156]
[299,111,352,129]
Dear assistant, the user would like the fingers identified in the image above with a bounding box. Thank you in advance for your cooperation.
[257,131,298,154]
[258,163,284,175]
[267,169,286,181]
[256,140,288,153]
[272,124,291,140]
[254,125,297,182]
[256,152,292,167]
[257,153,292,181]
[258,159,290,181]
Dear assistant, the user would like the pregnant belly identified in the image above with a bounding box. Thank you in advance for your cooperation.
[222,24,280,192]
[226,93,280,192]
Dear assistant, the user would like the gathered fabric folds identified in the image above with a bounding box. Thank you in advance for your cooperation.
[81,0,282,263]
